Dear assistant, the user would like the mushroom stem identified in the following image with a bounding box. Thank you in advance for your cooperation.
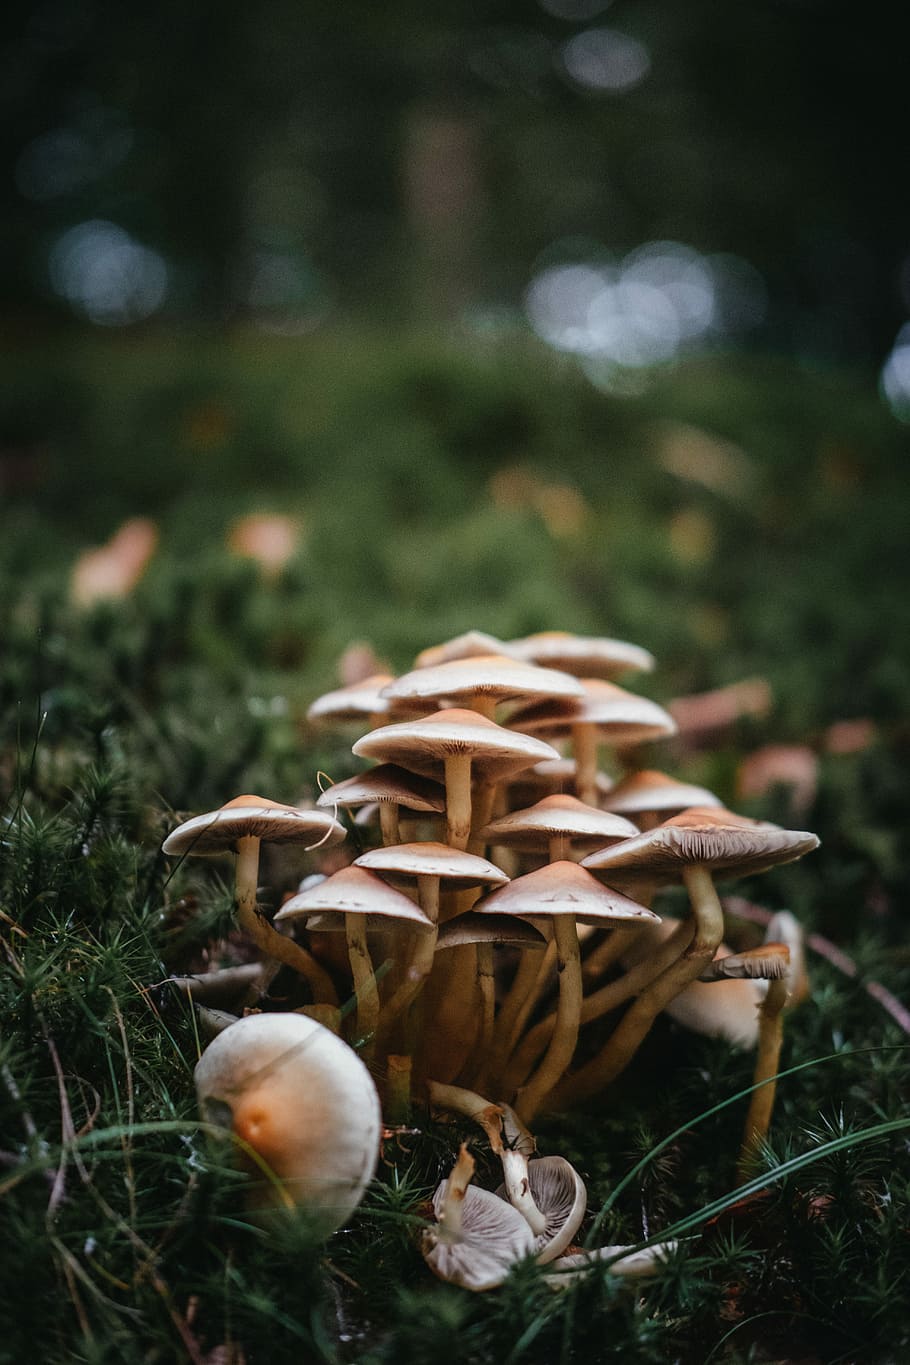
[572,723,599,807]
[463,941,496,1088]
[376,876,440,1033]
[737,975,789,1178]
[233,835,339,1005]
[549,866,724,1109]
[444,754,473,851]
[504,920,688,1094]
[379,804,400,847]
[345,914,380,1061]
[582,925,641,985]
[436,1143,475,1245]
[484,949,545,1092]
[515,914,582,1124]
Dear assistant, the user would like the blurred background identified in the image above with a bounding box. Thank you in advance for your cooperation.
[2,0,909,758]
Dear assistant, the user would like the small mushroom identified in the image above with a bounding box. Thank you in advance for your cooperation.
[194,1012,381,1232]
[162,795,347,1004]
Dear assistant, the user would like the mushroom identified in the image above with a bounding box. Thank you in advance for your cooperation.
[738,929,804,1177]
[505,630,655,680]
[508,680,677,807]
[276,865,434,1059]
[306,674,396,731]
[194,1011,381,1231]
[414,631,517,668]
[474,862,659,1121]
[602,769,723,829]
[494,1146,587,1263]
[421,1142,536,1291]
[352,708,560,852]
[162,795,346,1004]
[380,654,584,723]
[316,764,447,846]
[549,808,818,1107]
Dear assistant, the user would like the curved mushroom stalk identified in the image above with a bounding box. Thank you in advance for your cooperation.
[194,1012,381,1233]
[422,1143,536,1291]
[544,1240,679,1288]
[495,1152,587,1263]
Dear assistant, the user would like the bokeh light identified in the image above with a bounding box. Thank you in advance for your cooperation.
[559,27,651,94]
[880,324,910,422]
[48,220,168,325]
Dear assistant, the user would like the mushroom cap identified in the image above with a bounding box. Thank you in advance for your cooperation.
[275,865,434,931]
[474,861,660,928]
[194,1012,381,1230]
[423,1180,536,1291]
[415,631,517,668]
[435,913,548,951]
[506,758,614,803]
[380,655,585,712]
[306,674,395,724]
[480,794,638,852]
[354,841,508,888]
[603,769,723,816]
[352,708,561,782]
[506,630,655,679]
[495,1155,587,1264]
[582,806,820,884]
[508,680,677,747]
[316,764,446,814]
[162,795,347,857]
[699,942,791,982]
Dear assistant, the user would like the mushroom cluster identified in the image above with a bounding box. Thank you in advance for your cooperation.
[161,628,819,1238]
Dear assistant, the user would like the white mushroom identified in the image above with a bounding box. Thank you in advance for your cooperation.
[421,1143,536,1291]
[194,1012,381,1235]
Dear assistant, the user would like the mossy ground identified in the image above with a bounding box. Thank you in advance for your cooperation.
[2,329,909,1363]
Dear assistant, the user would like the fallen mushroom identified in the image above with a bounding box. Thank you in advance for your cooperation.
[421,1142,536,1291]
[195,1011,381,1232]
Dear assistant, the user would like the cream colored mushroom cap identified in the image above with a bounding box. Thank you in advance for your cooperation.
[495,1155,587,1264]
[603,769,723,815]
[474,860,660,927]
[316,764,446,813]
[354,841,508,887]
[506,758,614,802]
[352,708,561,781]
[380,655,584,711]
[415,631,517,668]
[306,674,395,724]
[275,865,434,930]
[194,1011,381,1231]
[162,795,346,857]
[480,793,638,851]
[582,806,819,884]
[506,630,655,679]
[508,679,677,746]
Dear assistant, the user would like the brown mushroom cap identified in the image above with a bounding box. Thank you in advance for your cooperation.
[162,795,347,857]
[354,841,508,888]
[699,942,791,982]
[603,769,722,815]
[415,631,517,668]
[582,806,820,884]
[480,794,638,852]
[274,865,434,931]
[507,679,677,747]
[506,630,655,679]
[316,765,446,814]
[435,913,548,951]
[380,655,585,712]
[306,674,396,725]
[352,708,561,782]
[474,860,660,928]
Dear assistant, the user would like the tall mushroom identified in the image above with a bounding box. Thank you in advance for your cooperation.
[505,630,655,680]
[474,862,659,1121]
[162,795,346,1004]
[549,808,819,1107]
[276,865,434,1059]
